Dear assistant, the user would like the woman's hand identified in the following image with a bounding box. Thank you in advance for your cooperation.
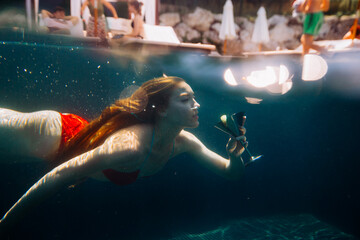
[224,135,246,180]
[226,136,246,160]
[226,125,247,158]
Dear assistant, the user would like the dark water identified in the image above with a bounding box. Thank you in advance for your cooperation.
[0,31,360,239]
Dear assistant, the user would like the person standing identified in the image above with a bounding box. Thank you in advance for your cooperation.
[81,0,118,40]
[299,0,330,55]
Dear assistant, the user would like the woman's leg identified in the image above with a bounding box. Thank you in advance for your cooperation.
[0,108,62,161]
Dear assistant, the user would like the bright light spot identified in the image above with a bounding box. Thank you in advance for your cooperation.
[279,65,289,84]
[246,66,277,88]
[224,68,238,86]
[245,65,293,95]
[245,97,263,104]
[266,79,293,95]
[302,54,328,81]
[97,65,101,69]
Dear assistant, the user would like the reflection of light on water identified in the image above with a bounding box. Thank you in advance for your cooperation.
[246,66,277,88]
[279,65,289,84]
[267,79,293,95]
[224,68,238,86]
[223,65,293,96]
[246,65,293,95]
[245,97,263,104]
[302,54,328,81]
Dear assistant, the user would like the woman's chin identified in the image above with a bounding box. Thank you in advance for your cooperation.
[188,121,199,128]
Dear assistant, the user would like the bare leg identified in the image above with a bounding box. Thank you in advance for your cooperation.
[0,108,62,161]
[301,34,311,55]
[301,34,327,55]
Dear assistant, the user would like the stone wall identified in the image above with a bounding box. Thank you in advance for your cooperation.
[159,7,357,55]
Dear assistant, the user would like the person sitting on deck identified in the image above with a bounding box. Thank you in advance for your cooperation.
[111,0,145,41]
[41,6,79,35]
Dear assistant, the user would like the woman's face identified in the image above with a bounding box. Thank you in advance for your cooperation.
[162,82,200,128]
[128,4,135,14]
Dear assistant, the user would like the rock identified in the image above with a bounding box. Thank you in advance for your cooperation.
[174,22,201,42]
[182,7,215,32]
[317,21,332,40]
[159,12,181,27]
[212,21,240,35]
[159,6,355,53]
[292,25,303,39]
[186,28,201,42]
[242,41,258,52]
[268,14,288,29]
[264,41,280,51]
[239,29,252,42]
[287,16,303,26]
[284,39,301,50]
[203,30,222,44]
[335,18,354,38]
[234,23,241,34]
[174,22,188,40]
[270,22,295,42]
[235,17,254,32]
[211,22,221,33]
[214,13,223,22]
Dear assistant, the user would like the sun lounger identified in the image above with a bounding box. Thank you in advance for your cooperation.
[38,13,85,37]
[107,18,215,54]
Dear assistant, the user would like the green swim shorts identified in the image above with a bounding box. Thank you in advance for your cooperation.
[303,12,324,36]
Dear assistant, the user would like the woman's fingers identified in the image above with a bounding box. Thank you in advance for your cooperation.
[226,138,237,152]
[239,126,246,136]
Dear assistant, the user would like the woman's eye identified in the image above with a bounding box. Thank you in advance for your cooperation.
[181,98,189,102]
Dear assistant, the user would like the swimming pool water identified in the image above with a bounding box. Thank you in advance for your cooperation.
[1,29,360,239]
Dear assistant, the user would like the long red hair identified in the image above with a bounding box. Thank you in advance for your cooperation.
[55,76,184,165]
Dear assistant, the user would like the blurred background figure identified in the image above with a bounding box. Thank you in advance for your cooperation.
[125,0,145,38]
[299,0,330,55]
[41,6,79,35]
[81,0,118,40]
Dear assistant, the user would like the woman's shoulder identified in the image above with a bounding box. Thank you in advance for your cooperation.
[101,124,153,153]
[175,130,202,152]
[134,14,144,22]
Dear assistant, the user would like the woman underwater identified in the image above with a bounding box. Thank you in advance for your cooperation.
[0,76,246,231]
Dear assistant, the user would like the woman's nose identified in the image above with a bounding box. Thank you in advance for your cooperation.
[192,100,200,110]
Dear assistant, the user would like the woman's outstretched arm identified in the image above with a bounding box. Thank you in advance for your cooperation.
[0,130,140,231]
[178,130,245,180]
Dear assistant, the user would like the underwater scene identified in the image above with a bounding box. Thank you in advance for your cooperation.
[0,30,360,240]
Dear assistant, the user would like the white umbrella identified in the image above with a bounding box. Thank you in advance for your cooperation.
[219,0,237,54]
[252,6,270,51]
